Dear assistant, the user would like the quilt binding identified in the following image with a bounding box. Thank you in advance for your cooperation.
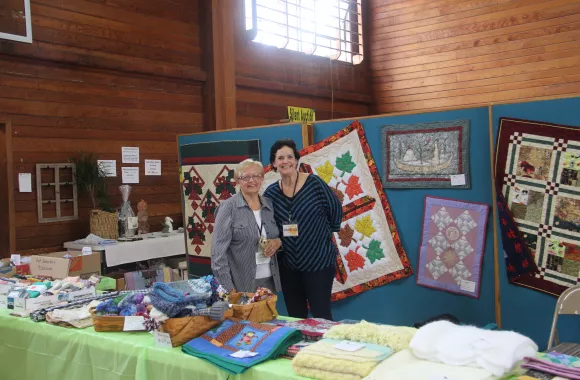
[416,195,490,299]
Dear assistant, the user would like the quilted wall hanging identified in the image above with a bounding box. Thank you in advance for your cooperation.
[381,120,471,189]
[496,117,580,296]
[263,120,413,301]
[417,196,489,298]
[180,140,261,261]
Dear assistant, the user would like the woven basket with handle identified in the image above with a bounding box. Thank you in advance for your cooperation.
[229,292,278,323]
[90,209,118,240]
[160,308,233,347]
[89,307,128,332]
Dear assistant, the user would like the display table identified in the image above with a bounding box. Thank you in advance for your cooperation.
[0,309,305,380]
[64,232,187,269]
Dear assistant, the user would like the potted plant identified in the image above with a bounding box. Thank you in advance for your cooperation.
[69,152,118,239]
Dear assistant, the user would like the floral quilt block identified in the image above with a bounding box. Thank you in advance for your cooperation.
[417,196,489,298]
[263,120,413,301]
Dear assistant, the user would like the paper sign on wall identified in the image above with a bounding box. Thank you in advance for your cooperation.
[145,160,161,176]
[122,147,139,164]
[288,106,315,122]
[30,255,70,278]
[122,167,140,184]
[18,173,32,192]
[98,160,117,177]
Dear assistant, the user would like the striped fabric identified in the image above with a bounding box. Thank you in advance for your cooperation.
[210,192,282,293]
[264,175,343,272]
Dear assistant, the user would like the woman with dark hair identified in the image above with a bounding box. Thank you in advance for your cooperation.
[263,139,343,320]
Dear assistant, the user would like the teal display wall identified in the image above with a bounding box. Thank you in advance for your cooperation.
[176,97,580,349]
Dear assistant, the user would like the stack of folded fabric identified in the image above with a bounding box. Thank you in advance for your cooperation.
[283,340,312,359]
[520,351,580,379]
[292,320,416,380]
[274,318,340,342]
[410,320,538,377]
[293,339,393,380]
[182,319,302,374]
[323,320,417,352]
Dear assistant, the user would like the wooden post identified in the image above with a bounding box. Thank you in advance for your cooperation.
[488,105,502,329]
[301,123,314,147]
[211,0,237,130]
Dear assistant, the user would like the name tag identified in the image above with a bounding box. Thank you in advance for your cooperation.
[283,223,299,237]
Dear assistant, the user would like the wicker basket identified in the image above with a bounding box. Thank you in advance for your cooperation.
[90,307,129,332]
[160,309,234,347]
[229,292,278,323]
[90,209,118,240]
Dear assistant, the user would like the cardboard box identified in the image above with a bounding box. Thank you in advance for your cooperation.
[30,251,101,279]
[0,259,30,277]
[2,287,97,312]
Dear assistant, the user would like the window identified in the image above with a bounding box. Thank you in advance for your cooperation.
[245,0,363,64]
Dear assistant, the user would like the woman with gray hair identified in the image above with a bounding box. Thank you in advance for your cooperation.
[211,159,282,293]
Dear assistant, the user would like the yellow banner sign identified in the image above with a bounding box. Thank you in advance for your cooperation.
[288,106,315,122]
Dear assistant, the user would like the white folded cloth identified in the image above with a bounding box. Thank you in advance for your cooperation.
[409,321,537,377]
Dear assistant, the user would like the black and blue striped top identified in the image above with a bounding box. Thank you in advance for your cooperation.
[264,174,343,272]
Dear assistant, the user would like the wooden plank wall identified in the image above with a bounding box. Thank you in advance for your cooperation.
[370,0,580,114]
[0,0,205,254]
[232,0,372,128]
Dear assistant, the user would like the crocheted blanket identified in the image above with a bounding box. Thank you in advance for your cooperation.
[263,120,413,301]
[292,339,392,380]
[323,320,417,352]
[181,319,301,374]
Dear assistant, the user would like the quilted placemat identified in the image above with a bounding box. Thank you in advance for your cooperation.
[263,120,413,301]
[495,117,580,296]
[381,119,470,188]
[417,196,489,298]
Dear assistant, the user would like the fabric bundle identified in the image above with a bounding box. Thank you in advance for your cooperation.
[324,320,417,352]
[293,339,393,380]
[182,319,301,374]
[521,351,580,379]
[410,320,538,377]
[283,340,312,359]
[280,318,340,342]
[150,281,211,318]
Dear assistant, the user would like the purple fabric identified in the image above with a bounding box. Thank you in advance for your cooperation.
[417,196,490,298]
[522,355,580,380]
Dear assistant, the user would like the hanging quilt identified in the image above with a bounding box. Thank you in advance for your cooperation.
[180,140,261,266]
[381,120,470,188]
[496,117,580,296]
[417,196,489,298]
[263,120,413,301]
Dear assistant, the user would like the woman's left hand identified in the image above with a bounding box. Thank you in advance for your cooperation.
[264,238,281,257]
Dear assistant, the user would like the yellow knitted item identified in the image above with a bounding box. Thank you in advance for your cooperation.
[292,353,376,380]
[323,321,417,351]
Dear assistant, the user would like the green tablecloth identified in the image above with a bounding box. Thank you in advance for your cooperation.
[0,310,307,380]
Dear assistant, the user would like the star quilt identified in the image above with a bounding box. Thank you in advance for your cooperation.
[496,117,580,296]
[417,196,489,298]
[263,120,413,301]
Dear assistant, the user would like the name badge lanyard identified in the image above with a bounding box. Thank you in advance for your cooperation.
[281,173,299,222]
[243,195,265,238]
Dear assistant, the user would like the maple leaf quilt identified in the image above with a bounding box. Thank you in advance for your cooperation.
[495,117,580,296]
[180,140,261,259]
[417,196,489,298]
[263,120,413,301]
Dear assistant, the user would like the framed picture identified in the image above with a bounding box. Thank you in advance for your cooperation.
[0,0,32,44]
[381,120,470,189]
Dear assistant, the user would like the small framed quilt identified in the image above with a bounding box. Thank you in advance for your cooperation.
[381,120,470,188]
[264,120,413,301]
[417,196,490,298]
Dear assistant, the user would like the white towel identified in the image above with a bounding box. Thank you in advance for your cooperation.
[409,321,537,377]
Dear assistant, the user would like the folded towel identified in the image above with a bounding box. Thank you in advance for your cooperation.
[293,339,392,380]
[324,320,416,351]
[182,319,301,374]
[409,321,537,377]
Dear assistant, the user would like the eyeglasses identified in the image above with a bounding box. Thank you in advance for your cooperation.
[238,174,264,182]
